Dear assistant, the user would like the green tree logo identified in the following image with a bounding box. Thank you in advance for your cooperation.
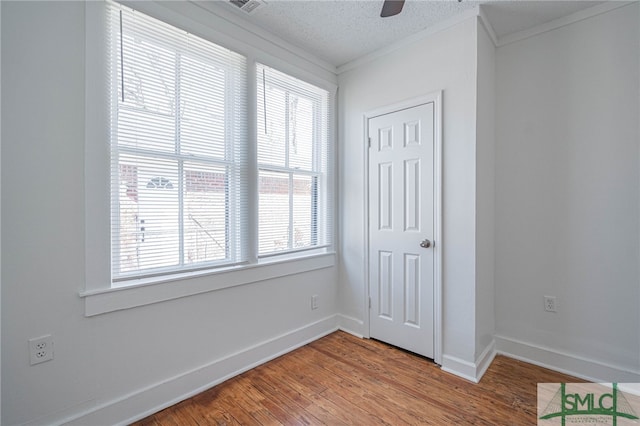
[540,383,639,425]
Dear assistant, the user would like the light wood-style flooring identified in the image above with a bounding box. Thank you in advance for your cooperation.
[133,331,581,425]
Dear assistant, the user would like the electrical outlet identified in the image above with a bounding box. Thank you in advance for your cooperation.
[29,335,54,365]
[544,296,557,313]
[311,295,319,310]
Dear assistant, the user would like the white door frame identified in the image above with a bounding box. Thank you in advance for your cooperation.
[362,91,443,365]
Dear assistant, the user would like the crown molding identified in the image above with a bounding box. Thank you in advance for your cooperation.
[478,4,498,47]
[497,1,635,47]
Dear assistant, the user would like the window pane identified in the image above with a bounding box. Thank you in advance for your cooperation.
[289,95,314,171]
[115,155,180,274]
[118,107,175,153]
[292,174,314,248]
[259,170,290,254]
[257,84,286,167]
[122,36,176,115]
[180,55,227,159]
[119,33,177,153]
[184,163,228,264]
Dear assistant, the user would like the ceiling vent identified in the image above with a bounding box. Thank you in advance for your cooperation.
[229,0,266,14]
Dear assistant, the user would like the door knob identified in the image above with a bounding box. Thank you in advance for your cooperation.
[420,239,432,248]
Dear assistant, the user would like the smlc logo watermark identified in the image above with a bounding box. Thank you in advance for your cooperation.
[538,383,640,425]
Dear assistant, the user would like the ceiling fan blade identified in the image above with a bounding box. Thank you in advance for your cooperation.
[380,0,405,18]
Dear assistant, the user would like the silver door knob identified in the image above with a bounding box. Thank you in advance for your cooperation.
[420,239,432,248]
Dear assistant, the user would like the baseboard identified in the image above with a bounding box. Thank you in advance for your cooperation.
[441,355,479,383]
[475,340,497,381]
[495,334,640,383]
[441,339,496,383]
[337,313,364,338]
[61,315,339,426]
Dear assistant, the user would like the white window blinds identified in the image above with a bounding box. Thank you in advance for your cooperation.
[257,63,333,256]
[108,2,248,280]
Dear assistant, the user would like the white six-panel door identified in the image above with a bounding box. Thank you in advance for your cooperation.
[368,102,435,358]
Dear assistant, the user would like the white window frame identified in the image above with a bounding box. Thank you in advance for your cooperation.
[81,0,337,316]
[257,63,332,258]
[108,3,248,281]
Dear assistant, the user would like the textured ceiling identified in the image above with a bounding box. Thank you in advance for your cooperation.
[195,0,606,68]
[232,0,477,67]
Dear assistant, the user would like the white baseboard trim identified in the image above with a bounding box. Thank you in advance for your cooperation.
[475,340,497,381]
[495,334,640,383]
[441,355,479,383]
[440,340,496,383]
[337,313,364,338]
[62,315,339,426]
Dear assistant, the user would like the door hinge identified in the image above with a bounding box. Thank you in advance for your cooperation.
[369,297,371,309]
[368,137,371,148]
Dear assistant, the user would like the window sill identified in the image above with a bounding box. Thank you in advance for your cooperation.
[80,252,336,316]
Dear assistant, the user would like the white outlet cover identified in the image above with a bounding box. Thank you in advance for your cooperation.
[29,335,54,365]
[543,296,557,313]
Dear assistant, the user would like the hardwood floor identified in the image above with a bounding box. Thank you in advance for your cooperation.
[133,331,581,425]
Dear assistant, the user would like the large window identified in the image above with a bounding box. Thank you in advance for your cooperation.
[257,64,331,256]
[109,2,247,280]
[107,2,332,284]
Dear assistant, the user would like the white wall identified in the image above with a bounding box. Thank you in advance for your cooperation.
[475,20,496,360]
[338,18,481,368]
[5,1,639,423]
[495,3,640,381]
[0,0,3,420]
[1,2,338,425]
